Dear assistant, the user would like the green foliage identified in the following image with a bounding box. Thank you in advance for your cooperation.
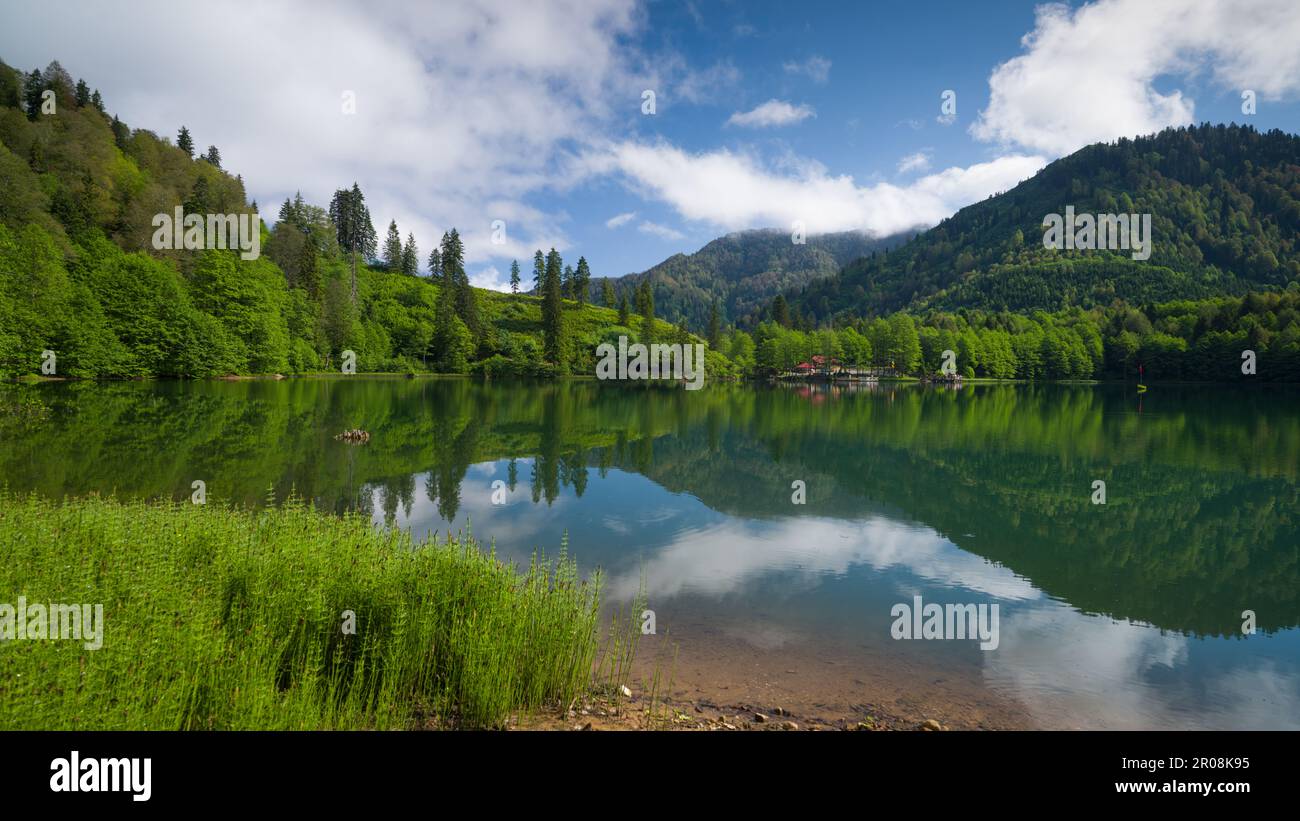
[0,492,601,729]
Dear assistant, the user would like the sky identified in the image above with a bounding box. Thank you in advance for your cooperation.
[2,0,1299,290]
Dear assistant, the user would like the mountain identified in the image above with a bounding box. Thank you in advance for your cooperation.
[793,124,1300,322]
[601,227,914,331]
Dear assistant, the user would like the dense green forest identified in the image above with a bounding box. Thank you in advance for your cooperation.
[793,124,1300,320]
[0,58,710,380]
[731,289,1300,381]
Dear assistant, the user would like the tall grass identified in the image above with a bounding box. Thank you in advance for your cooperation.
[0,492,601,729]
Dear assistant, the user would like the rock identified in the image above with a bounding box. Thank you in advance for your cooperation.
[855,721,874,731]
[772,707,788,716]
[782,721,799,731]
[721,722,737,731]
[574,722,593,731]
[753,713,768,723]
[922,719,942,731]
[618,685,632,698]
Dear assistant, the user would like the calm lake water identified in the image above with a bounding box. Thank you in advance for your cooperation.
[4,378,1299,729]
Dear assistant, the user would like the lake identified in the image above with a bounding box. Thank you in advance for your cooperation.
[3,377,1298,729]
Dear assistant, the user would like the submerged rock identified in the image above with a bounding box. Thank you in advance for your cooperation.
[334,429,371,444]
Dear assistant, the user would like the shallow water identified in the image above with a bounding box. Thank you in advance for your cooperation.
[4,378,1298,729]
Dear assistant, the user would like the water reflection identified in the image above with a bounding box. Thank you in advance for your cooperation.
[3,378,1299,728]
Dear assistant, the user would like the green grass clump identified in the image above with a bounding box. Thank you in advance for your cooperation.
[0,492,600,729]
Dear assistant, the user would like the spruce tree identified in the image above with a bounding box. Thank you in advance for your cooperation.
[427,246,443,284]
[574,257,591,306]
[509,259,520,293]
[383,220,403,270]
[401,233,419,276]
[90,89,103,113]
[638,281,655,346]
[23,70,43,120]
[204,145,221,168]
[177,126,194,158]
[328,183,377,301]
[542,248,565,364]
[74,79,90,107]
[602,279,614,308]
[532,250,545,293]
[618,294,630,326]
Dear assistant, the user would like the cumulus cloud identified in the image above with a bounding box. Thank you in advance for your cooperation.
[725,99,815,128]
[782,55,831,84]
[897,151,932,174]
[972,0,1300,156]
[589,140,1046,236]
[604,211,637,228]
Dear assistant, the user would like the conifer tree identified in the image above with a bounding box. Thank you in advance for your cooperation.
[543,248,565,364]
[401,233,419,276]
[383,220,403,270]
[177,126,194,158]
[509,260,521,293]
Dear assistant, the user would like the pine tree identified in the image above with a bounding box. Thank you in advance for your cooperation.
[562,265,574,300]
[401,233,419,276]
[509,260,521,293]
[543,248,565,364]
[532,250,545,293]
[383,220,403,271]
[574,257,591,306]
[204,145,222,168]
[23,70,43,120]
[328,183,377,301]
[90,89,103,113]
[110,116,129,149]
[427,247,443,283]
[638,281,656,346]
[442,229,480,344]
[772,294,791,328]
[177,126,194,158]
[297,239,320,301]
[74,79,90,107]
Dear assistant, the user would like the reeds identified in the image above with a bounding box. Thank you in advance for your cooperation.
[0,491,601,730]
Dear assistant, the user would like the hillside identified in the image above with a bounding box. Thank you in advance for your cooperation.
[601,227,911,331]
[0,58,706,380]
[793,124,1300,321]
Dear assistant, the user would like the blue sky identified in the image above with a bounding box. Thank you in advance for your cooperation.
[3,0,1299,287]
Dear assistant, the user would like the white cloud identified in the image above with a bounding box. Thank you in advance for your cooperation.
[726,99,815,128]
[972,0,1300,156]
[637,220,686,241]
[782,55,831,84]
[897,151,932,174]
[590,140,1046,236]
[605,211,637,228]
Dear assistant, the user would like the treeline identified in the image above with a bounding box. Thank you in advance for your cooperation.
[731,289,1300,381]
[0,58,707,380]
